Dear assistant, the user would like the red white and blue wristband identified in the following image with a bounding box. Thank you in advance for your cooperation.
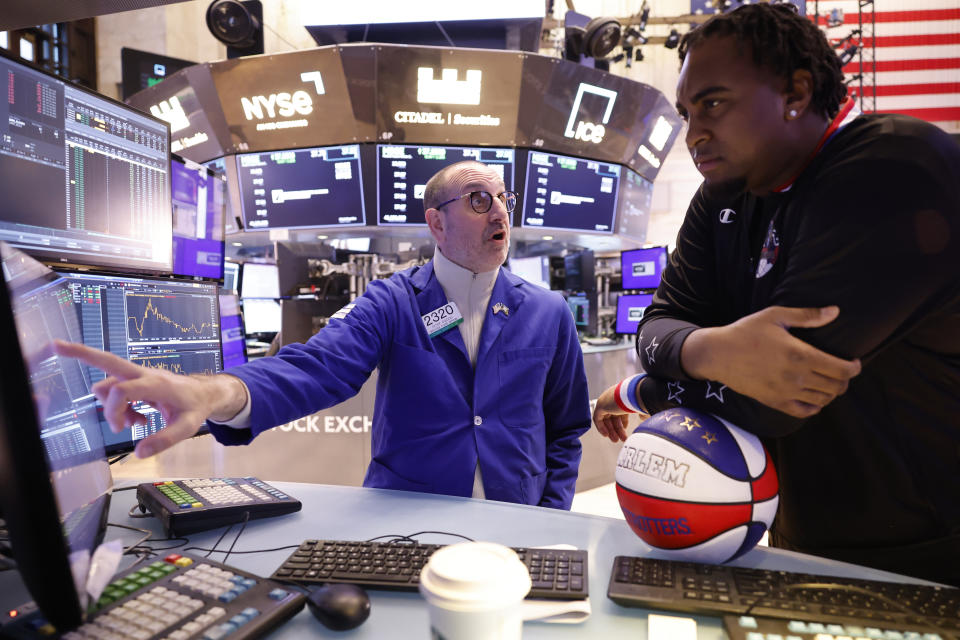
[614,374,647,414]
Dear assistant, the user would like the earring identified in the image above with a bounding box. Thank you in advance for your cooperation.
[789,109,798,118]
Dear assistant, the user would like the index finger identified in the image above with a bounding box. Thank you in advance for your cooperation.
[52,340,146,379]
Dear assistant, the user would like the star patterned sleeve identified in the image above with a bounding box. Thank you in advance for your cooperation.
[637,374,805,438]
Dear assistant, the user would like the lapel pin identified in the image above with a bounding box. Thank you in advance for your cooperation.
[492,302,509,316]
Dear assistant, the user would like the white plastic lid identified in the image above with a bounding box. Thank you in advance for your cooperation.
[419,542,532,611]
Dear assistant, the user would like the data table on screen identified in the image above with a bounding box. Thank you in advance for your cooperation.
[522,151,619,233]
[235,145,365,230]
[376,144,514,225]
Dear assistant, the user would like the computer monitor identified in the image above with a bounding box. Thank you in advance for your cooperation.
[242,299,281,337]
[621,246,668,290]
[566,295,589,329]
[508,255,550,290]
[521,151,620,233]
[55,271,222,455]
[615,293,654,335]
[564,250,595,292]
[202,156,241,234]
[223,260,241,294]
[219,293,248,370]
[0,51,172,275]
[0,242,112,631]
[239,262,280,299]
[235,144,366,230]
[171,154,226,281]
[376,144,515,225]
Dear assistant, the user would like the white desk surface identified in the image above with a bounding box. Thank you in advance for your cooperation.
[90,480,933,639]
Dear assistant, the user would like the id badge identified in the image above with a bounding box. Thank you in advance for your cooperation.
[422,301,464,338]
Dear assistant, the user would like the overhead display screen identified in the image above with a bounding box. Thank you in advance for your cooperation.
[0,52,172,274]
[521,151,619,233]
[376,46,522,146]
[210,47,358,153]
[376,144,514,225]
[616,168,654,242]
[235,144,365,230]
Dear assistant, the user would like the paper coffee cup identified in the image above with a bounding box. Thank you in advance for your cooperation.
[419,542,532,640]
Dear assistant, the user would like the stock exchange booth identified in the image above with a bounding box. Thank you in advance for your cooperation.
[117,42,682,494]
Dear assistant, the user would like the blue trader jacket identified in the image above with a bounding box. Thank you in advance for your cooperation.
[208,261,591,509]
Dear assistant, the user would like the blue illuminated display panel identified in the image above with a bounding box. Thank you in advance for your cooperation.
[615,293,654,335]
[621,246,667,290]
[521,151,619,233]
[235,144,365,230]
[376,144,514,225]
[171,157,225,280]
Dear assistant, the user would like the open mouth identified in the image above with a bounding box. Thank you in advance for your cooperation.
[490,230,507,242]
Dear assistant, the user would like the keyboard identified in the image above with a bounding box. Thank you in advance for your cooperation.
[724,613,959,640]
[6,552,304,640]
[273,539,588,601]
[136,478,302,537]
[608,556,960,639]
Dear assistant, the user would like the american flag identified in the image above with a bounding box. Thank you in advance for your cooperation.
[690,1,959,133]
[812,0,959,133]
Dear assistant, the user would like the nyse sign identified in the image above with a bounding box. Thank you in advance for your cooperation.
[239,71,326,131]
[564,83,618,144]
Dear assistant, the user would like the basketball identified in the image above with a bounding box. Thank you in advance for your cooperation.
[615,408,779,564]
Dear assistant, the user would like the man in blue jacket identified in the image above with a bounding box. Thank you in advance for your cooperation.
[56,161,592,509]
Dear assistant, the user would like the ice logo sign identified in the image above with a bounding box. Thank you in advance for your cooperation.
[417,67,482,105]
[564,83,618,144]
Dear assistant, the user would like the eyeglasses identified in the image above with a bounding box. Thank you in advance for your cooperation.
[436,190,518,214]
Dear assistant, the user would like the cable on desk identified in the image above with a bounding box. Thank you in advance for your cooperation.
[108,522,154,555]
[127,504,153,519]
[178,544,302,556]
[183,510,251,561]
[366,530,476,544]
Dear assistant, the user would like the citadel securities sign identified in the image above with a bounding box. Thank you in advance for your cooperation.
[209,48,360,153]
[377,47,523,146]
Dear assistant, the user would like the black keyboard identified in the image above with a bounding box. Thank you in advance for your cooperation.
[273,539,588,601]
[723,613,959,640]
[136,477,302,537]
[608,556,960,639]
[7,552,304,640]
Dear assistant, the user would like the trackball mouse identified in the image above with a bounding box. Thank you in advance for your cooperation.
[306,583,371,631]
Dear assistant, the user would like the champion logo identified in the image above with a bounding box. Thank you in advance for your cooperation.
[718,208,736,224]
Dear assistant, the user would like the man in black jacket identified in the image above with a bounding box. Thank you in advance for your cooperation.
[593,3,960,585]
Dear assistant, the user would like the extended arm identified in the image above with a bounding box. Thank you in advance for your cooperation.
[51,340,248,457]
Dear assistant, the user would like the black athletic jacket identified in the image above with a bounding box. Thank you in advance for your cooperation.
[636,113,960,586]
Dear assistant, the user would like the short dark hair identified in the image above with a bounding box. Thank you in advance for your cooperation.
[678,3,846,119]
[423,160,493,211]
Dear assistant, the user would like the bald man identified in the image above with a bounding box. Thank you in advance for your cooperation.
[57,161,591,509]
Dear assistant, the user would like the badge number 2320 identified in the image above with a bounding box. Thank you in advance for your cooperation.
[422,302,463,338]
[424,304,454,327]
